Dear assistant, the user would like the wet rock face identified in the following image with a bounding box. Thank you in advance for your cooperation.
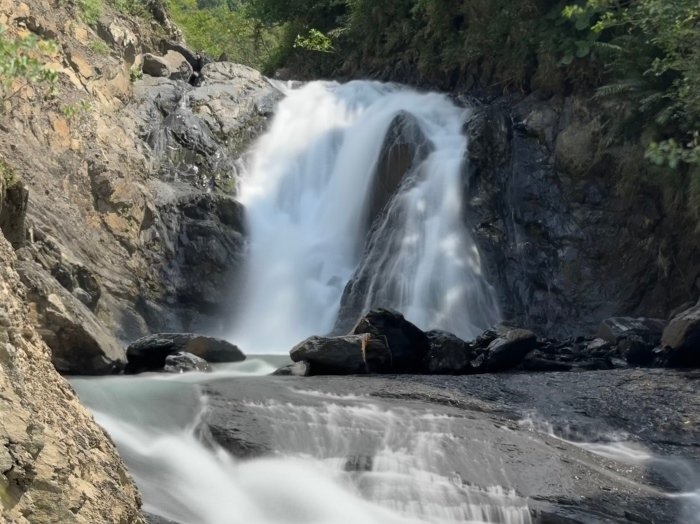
[334,114,432,333]
[463,94,700,338]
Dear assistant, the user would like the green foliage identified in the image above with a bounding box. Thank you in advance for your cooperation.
[166,0,282,71]
[0,27,59,109]
[76,0,103,25]
[129,66,143,82]
[88,38,111,55]
[294,29,334,53]
[59,99,92,120]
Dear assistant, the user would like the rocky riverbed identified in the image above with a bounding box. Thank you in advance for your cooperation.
[204,369,700,524]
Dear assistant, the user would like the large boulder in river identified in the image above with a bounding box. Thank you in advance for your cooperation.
[423,330,473,374]
[290,334,391,375]
[126,333,245,373]
[485,328,538,372]
[350,309,430,372]
[661,302,700,368]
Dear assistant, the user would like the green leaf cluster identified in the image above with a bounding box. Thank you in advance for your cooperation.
[0,27,59,109]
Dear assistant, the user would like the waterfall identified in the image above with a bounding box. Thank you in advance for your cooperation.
[229,80,500,353]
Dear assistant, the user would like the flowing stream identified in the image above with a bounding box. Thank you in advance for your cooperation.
[72,363,532,524]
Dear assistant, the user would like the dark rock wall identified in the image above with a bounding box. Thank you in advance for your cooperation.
[464,93,700,337]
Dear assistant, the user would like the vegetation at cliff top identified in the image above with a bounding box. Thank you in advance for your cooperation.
[166,0,283,70]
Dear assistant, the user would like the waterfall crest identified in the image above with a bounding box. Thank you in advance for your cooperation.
[230,81,500,353]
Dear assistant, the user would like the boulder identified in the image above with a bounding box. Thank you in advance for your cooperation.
[661,302,700,368]
[485,328,538,372]
[597,317,667,345]
[163,351,211,373]
[272,361,313,377]
[162,50,193,82]
[290,334,391,375]
[142,53,170,78]
[423,330,472,374]
[350,309,430,373]
[126,333,245,373]
[597,317,667,366]
[17,261,125,374]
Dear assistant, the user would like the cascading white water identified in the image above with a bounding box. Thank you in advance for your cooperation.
[230,80,500,353]
[71,366,532,524]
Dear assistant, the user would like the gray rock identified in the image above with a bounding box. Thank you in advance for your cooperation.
[272,361,313,377]
[163,351,211,373]
[290,334,391,375]
[162,50,193,82]
[350,309,430,373]
[661,302,700,368]
[485,328,538,372]
[16,260,125,374]
[142,53,170,78]
[597,317,667,345]
[126,333,245,373]
[423,330,472,374]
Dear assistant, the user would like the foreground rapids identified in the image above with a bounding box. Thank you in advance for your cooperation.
[72,363,699,524]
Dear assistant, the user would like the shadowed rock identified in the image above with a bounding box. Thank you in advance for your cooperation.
[126,333,245,373]
[350,309,430,373]
[423,330,473,374]
[661,301,700,368]
[290,334,391,375]
[485,328,538,372]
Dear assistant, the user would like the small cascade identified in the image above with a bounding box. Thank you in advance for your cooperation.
[241,393,531,524]
[72,368,531,524]
[229,80,500,353]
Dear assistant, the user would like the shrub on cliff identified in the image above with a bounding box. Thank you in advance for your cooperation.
[0,27,58,111]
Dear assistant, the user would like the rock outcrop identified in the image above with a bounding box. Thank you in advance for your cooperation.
[0,235,145,523]
[126,333,245,373]
[661,301,700,368]
[464,95,700,338]
[0,0,281,372]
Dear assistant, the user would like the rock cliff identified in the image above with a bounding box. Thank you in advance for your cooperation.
[0,0,279,374]
[1,233,144,523]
